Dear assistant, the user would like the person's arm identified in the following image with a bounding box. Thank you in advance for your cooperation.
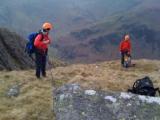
[119,41,123,52]
[43,35,51,44]
[34,34,43,48]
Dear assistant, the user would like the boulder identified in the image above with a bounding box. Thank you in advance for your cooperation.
[7,85,20,97]
[54,84,160,120]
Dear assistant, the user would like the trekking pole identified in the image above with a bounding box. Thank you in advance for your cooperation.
[47,56,56,88]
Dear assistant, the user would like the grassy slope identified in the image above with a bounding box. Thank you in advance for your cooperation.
[53,59,160,91]
[0,59,160,119]
[0,70,56,120]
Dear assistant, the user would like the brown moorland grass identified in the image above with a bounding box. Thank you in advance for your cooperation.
[0,59,160,120]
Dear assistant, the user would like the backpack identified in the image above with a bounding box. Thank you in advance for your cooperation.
[128,76,160,96]
[25,31,43,57]
[123,53,131,68]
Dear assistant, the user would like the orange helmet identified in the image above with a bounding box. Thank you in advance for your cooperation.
[42,22,53,30]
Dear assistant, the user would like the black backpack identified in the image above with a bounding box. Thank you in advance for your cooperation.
[128,76,160,96]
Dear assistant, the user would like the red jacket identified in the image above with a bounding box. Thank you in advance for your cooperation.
[34,33,51,51]
[119,39,131,52]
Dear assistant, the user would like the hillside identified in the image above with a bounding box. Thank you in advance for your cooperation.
[0,28,33,70]
[0,0,145,37]
[0,59,160,119]
[55,0,160,63]
[52,59,160,91]
[2,0,160,61]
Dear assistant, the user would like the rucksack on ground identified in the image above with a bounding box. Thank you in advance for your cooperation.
[123,54,131,68]
[128,76,160,96]
[25,31,43,57]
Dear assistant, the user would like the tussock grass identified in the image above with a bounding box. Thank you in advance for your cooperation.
[0,59,160,120]
[0,70,58,120]
[53,59,160,92]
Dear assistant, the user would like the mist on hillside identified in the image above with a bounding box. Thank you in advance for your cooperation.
[1,0,160,62]
[0,0,142,37]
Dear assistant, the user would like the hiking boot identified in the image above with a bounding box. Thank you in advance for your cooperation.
[42,74,46,77]
[36,74,41,79]
[42,72,46,77]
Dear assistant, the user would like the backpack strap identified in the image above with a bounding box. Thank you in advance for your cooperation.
[38,32,44,41]
[127,80,141,94]
[133,79,140,90]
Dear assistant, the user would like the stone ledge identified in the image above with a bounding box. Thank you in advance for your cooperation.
[54,84,160,120]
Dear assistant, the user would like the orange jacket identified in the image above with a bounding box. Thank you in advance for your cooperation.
[119,39,131,52]
[34,33,51,51]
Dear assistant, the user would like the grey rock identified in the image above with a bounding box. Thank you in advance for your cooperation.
[54,84,160,120]
[7,85,20,97]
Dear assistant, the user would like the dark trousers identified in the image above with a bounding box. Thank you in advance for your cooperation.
[121,51,131,65]
[35,50,47,78]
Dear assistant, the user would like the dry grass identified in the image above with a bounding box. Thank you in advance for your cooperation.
[0,70,57,120]
[52,59,160,92]
[0,59,160,120]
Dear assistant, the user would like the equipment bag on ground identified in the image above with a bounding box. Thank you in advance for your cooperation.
[128,76,160,96]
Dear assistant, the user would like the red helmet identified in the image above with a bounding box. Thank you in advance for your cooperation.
[42,22,53,30]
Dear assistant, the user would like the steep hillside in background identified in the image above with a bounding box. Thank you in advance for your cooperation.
[0,0,142,37]
[0,28,33,70]
[1,0,160,63]
[55,1,160,63]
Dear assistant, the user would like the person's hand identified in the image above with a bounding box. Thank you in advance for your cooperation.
[43,40,50,44]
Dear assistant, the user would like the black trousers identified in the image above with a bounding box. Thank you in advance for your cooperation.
[35,50,47,78]
[121,51,131,65]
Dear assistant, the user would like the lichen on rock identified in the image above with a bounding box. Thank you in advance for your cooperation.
[54,84,160,120]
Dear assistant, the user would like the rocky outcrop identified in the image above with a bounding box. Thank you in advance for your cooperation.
[54,84,160,120]
[0,28,34,70]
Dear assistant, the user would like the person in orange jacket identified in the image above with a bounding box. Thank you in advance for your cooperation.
[34,22,53,78]
[119,34,131,66]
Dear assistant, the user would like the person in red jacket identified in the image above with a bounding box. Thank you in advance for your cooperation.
[34,22,53,78]
[119,34,131,66]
